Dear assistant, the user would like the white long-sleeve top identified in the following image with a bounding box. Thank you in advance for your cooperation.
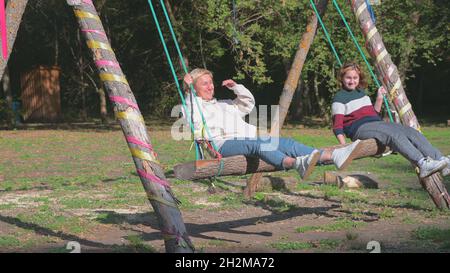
[183,84,257,149]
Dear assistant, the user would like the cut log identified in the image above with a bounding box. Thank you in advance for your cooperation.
[173,138,387,180]
[323,171,379,189]
[174,156,279,181]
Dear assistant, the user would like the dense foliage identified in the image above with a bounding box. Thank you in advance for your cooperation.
[1,0,449,124]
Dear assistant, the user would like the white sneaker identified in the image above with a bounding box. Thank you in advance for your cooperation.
[440,156,450,177]
[295,150,320,180]
[418,157,447,178]
[331,139,363,170]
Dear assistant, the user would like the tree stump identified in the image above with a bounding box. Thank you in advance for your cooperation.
[324,171,379,189]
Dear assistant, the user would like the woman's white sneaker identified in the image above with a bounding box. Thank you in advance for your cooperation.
[418,157,447,178]
[331,140,363,170]
[439,156,450,177]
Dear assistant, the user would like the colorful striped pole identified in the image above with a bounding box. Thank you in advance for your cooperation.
[0,0,7,60]
[66,0,195,252]
[350,0,420,131]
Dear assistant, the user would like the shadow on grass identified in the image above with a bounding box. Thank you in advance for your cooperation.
[95,203,344,244]
[0,213,161,253]
[0,213,109,249]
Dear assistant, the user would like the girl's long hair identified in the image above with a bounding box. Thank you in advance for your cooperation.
[339,62,368,90]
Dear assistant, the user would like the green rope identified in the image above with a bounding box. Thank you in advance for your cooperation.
[157,0,221,154]
[331,0,394,123]
[309,0,342,66]
[157,0,224,177]
[147,0,224,176]
[146,0,200,159]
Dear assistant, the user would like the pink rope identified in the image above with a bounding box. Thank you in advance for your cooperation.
[95,59,120,68]
[126,136,153,150]
[0,0,7,60]
[109,95,139,109]
[137,169,170,187]
[81,29,107,37]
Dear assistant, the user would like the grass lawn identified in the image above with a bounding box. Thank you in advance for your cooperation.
[0,124,449,252]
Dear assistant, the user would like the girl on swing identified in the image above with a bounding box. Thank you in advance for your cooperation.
[331,62,449,178]
[182,68,363,180]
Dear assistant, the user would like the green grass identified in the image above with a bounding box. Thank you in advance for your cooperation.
[270,241,313,251]
[413,227,450,243]
[0,126,449,252]
[0,236,21,248]
[296,218,366,233]
[124,235,156,253]
[270,239,342,251]
[316,239,342,250]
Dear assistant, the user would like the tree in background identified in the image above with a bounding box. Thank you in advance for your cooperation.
[1,0,448,125]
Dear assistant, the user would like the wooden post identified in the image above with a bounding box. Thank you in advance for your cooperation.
[0,0,28,79]
[245,0,329,198]
[350,0,420,130]
[350,0,449,209]
[66,0,194,252]
[419,172,450,209]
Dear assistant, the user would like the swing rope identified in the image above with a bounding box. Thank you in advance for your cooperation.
[309,0,394,123]
[146,0,200,159]
[146,0,224,176]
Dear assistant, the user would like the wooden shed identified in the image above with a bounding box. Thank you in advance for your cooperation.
[20,66,61,122]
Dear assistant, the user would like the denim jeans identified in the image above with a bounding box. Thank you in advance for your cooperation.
[219,137,316,169]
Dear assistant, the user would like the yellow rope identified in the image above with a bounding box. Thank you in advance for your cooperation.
[148,196,178,208]
[130,147,159,163]
[74,10,100,21]
[356,2,367,19]
[100,73,129,85]
[376,49,388,63]
[367,27,378,41]
[86,40,112,51]
[115,111,144,123]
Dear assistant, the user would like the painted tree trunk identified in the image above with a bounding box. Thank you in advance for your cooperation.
[350,0,448,210]
[174,139,387,180]
[66,0,194,252]
[2,65,13,126]
[0,0,28,79]
[245,0,329,198]
[350,0,420,130]
[420,172,450,210]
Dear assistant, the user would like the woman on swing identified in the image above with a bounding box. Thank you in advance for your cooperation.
[183,68,363,180]
[331,62,449,178]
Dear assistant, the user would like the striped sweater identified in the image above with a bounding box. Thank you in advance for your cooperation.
[331,89,381,139]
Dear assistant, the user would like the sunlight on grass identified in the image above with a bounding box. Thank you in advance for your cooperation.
[0,126,448,252]
[296,218,366,233]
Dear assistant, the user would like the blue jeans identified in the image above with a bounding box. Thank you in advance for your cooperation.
[219,137,317,169]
